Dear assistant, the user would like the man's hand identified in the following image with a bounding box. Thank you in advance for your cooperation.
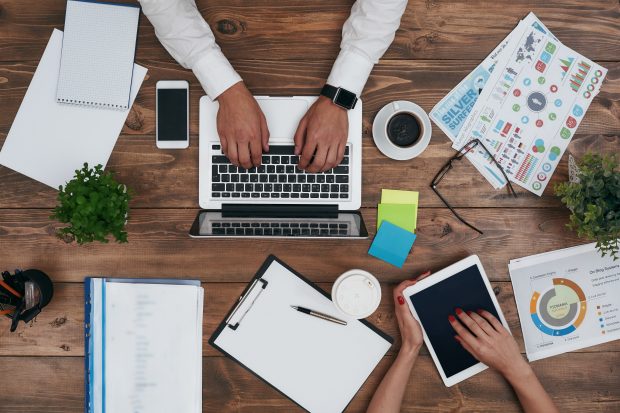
[216,82,269,169]
[294,96,348,172]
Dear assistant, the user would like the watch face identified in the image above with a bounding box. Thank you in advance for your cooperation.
[336,89,357,108]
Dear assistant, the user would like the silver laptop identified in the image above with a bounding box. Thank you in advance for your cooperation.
[191,95,367,238]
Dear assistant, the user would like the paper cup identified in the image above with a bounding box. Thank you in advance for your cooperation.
[332,270,381,319]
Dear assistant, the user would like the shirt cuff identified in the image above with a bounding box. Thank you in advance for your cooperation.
[326,49,374,96]
[192,50,243,99]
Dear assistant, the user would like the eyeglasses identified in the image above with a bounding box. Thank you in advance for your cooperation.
[430,139,517,235]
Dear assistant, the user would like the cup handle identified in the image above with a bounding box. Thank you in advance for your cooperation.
[392,101,400,111]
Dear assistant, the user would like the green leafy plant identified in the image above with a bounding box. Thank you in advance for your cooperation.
[51,163,131,244]
[555,153,620,260]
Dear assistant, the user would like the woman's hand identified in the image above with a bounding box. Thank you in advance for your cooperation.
[449,308,530,380]
[393,271,431,358]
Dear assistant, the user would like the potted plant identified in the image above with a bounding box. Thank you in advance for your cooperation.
[50,163,131,244]
[555,153,620,260]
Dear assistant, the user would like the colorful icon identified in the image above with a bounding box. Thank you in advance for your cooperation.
[587,83,595,92]
[532,182,542,191]
[538,76,546,84]
[535,61,546,72]
[591,76,599,84]
[540,51,551,64]
[549,146,561,161]
[545,42,556,54]
[572,105,584,117]
[554,99,562,107]
[550,85,558,93]
[542,163,552,172]
[537,172,548,181]
[536,119,544,127]
[521,116,530,124]
[584,91,592,99]
[560,127,571,139]
[523,78,532,86]
[512,104,521,112]
[513,89,521,97]
[595,69,603,77]
[566,116,577,128]
[532,139,545,153]
[527,91,547,112]
[549,113,557,121]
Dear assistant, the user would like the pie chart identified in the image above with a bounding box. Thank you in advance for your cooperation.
[530,278,587,336]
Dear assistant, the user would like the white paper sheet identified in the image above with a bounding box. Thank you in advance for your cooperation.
[104,282,203,413]
[509,242,620,361]
[213,261,391,413]
[0,29,147,189]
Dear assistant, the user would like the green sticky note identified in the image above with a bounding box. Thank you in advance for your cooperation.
[381,189,419,205]
[378,203,417,233]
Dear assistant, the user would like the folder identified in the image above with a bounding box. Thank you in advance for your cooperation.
[210,256,393,413]
[85,278,204,413]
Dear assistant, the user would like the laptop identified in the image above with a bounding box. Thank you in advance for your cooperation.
[191,95,368,239]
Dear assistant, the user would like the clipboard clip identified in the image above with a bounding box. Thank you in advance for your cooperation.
[226,278,268,330]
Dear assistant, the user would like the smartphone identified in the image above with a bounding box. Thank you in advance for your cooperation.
[156,80,189,149]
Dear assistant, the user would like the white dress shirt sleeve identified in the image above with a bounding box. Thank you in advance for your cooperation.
[327,0,408,96]
[138,0,242,99]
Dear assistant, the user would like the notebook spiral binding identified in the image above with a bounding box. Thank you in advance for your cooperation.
[57,98,128,110]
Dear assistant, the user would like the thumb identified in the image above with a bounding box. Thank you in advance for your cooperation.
[294,116,308,155]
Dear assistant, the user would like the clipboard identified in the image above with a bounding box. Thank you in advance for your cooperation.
[209,255,393,413]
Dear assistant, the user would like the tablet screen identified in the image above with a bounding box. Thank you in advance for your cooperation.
[408,264,500,378]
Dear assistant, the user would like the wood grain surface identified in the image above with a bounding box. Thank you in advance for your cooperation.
[0,0,619,412]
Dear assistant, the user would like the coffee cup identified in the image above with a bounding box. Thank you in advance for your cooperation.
[331,269,381,319]
[372,101,432,160]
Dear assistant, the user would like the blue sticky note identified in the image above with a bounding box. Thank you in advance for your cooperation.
[368,221,417,268]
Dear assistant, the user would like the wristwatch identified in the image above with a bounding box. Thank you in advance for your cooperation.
[320,84,358,110]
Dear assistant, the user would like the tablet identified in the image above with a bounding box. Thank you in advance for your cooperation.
[403,255,509,386]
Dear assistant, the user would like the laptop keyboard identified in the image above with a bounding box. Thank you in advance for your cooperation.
[210,145,351,200]
[210,221,351,237]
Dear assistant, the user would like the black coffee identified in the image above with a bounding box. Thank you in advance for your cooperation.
[386,113,421,147]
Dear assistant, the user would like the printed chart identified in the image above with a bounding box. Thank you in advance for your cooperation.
[509,243,620,361]
[454,22,608,195]
[530,278,587,336]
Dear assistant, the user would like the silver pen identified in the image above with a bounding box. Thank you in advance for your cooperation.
[291,305,347,326]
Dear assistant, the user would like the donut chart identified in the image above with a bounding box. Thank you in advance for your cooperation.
[530,278,587,336]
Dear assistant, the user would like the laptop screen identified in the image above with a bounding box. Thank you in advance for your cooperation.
[191,211,368,238]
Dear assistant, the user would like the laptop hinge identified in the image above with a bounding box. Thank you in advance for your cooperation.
[222,204,338,218]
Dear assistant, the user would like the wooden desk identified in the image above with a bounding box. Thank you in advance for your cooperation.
[0,1,619,411]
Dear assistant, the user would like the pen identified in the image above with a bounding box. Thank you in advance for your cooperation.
[291,305,347,326]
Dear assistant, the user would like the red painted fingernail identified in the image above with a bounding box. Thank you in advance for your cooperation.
[455,308,463,315]
[448,315,456,322]
[397,296,405,305]
[466,310,473,316]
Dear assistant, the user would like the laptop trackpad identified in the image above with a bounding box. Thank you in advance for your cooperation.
[257,98,309,139]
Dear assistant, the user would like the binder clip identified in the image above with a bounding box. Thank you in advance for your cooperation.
[0,269,54,332]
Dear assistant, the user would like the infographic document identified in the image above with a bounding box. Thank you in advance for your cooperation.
[509,243,620,361]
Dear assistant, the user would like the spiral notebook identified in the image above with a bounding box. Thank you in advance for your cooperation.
[57,0,140,110]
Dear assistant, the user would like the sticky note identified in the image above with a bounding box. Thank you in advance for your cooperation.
[368,221,417,268]
[377,203,417,233]
[381,189,419,205]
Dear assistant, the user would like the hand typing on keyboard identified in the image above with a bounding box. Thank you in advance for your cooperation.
[217,82,270,169]
[294,96,349,173]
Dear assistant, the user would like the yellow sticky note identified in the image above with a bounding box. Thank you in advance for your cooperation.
[377,204,417,233]
[381,189,419,205]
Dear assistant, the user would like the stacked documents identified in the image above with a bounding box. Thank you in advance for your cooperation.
[431,13,607,195]
[85,278,204,413]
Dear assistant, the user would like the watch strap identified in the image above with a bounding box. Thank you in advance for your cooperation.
[320,84,358,110]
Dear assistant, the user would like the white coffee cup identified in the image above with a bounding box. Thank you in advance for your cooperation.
[332,269,381,319]
[372,100,432,161]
